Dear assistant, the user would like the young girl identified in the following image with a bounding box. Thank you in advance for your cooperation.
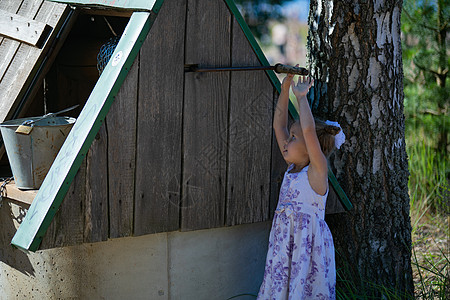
[257,70,345,300]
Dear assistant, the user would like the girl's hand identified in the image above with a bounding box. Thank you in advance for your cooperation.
[292,75,314,98]
[280,64,299,92]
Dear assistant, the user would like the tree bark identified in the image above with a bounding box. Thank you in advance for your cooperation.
[307,0,414,297]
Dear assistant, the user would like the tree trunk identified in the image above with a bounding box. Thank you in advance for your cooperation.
[307,0,414,297]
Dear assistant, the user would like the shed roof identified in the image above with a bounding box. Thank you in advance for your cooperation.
[0,0,70,130]
[6,0,351,252]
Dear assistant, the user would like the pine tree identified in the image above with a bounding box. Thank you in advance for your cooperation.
[402,0,449,152]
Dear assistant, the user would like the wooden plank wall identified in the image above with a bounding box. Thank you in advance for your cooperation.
[182,0,231,230]
[134,0,185,235]
[107,57,138,238]
[35,0,284,249]
[226,17,275,226]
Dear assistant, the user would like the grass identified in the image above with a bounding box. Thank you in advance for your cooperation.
[406,119,449,299]
[407,135,449,231]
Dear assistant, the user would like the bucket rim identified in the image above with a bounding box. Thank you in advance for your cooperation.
[0,116,76,127]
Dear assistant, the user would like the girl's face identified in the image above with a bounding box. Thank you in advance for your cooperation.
[283,122,308,162]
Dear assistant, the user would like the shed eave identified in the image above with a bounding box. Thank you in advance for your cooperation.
[46,0,159,12]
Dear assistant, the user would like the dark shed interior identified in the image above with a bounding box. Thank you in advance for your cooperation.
[0,11,130,177]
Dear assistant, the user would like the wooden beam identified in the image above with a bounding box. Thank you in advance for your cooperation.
[79,9,132,18]
[4,181,37,206]
[48,0,157,11]
[0,9,52,48]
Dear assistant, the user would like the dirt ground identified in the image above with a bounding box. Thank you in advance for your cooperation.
[411,214,449,299]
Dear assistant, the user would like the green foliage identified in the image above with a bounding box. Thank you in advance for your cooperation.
[402,0,449,152]
[402,0,449,74]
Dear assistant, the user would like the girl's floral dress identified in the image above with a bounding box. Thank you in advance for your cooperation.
[257,164,336,300]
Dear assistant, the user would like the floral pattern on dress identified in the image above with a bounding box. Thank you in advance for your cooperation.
[258,164,336,300]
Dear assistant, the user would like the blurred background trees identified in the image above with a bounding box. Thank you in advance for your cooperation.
[402,0,449,154]
[235,0,290,42]
[401,0,448,218]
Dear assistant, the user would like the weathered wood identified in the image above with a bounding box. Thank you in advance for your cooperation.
[48,0,157,11]
[84,122,108,243]
[0,0,44,90]
[0,0,22,14]
[0,0,24,74]
[226,17,273,226]
[40,159,86,249]
[182,0,231,231]
[107,57,138,238]
[270,89,288,217]
[0,9,52,47]
[4,181,37,205]
[0,200,34,277]
[0,1,67,123]
[134,0,185,235]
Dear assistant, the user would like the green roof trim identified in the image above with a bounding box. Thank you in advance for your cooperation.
[328,167,353,211]
[47,0,157,11]
[11,9,160,252]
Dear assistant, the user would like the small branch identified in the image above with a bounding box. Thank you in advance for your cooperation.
[414,61,446,78]
[420,109,440,116]
[403,8,440,32]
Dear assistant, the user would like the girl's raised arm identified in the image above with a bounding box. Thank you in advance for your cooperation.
[273,73,295,161]
[292,77,328,176]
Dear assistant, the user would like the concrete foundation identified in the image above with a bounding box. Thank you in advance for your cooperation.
[0,202,271,299]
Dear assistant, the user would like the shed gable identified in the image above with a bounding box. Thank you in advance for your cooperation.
[10,0,285,252]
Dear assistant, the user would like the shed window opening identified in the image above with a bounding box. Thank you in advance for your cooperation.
[0,11,130,202]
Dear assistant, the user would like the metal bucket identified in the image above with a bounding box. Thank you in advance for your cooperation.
[0,116,76,189]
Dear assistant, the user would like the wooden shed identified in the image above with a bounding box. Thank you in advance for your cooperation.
[1,0,288,252]
[0,0,350,297]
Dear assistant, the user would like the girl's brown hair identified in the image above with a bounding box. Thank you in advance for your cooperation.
[314,119,341,157]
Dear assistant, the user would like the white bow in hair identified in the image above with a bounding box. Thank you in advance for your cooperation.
[325,120,346,149]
